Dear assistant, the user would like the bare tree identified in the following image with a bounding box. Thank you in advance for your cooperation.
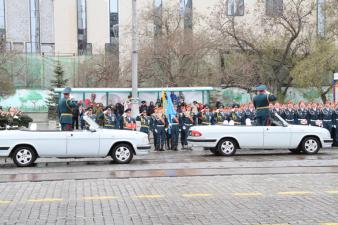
[134,4,218,87]
[77,53,126,88]
[292,39,338,103]
[210,0,316,100]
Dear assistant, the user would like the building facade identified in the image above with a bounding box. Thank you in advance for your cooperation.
[0,0,329,81]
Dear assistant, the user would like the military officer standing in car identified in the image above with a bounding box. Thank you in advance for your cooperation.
[57,87,78,131]
[253,85,277,126]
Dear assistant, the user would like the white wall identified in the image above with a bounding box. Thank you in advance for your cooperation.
[54,0,77,55]
[87,0,110,54]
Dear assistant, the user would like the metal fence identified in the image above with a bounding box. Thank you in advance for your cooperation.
[9,53,89,89]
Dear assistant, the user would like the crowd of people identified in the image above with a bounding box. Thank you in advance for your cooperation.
[0,106,33,129]
[72,96,338,151]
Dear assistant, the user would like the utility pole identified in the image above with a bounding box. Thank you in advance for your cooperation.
[131,0,139,118]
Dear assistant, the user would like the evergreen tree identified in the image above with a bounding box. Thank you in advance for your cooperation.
[46,62,69,120]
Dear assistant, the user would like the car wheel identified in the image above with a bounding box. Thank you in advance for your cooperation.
[289,148,302,154]
[301,137,320,155]
[217,138,237,156]
[12,146,37,167]
[210,147,221,156]
[111,144,134,164]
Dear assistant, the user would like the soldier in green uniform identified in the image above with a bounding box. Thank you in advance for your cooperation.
[136,109,151,134]
[253,85,277,126]
[57,87,78,131]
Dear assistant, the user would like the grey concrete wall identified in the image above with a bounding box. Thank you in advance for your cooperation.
[6,0,30,43]
[25,112,48,123]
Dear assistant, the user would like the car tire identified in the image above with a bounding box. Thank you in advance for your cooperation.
[217,138,237,156]
[111,143,134,164]
[289,148,302,154]
[301,137,320,155]
[210,147,221,156]
[12,146,37,167]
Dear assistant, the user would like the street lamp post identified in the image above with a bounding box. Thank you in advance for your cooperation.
[131,0,139,118]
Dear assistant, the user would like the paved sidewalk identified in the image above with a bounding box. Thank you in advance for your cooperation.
[0,174,337,225]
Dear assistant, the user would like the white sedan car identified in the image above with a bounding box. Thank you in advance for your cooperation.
[188,113,333,156]
[0,116,150,167]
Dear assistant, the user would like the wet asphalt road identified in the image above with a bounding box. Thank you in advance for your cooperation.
[0,148,337,225]
[0,148,337,182]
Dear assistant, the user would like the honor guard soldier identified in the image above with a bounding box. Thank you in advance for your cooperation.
[170,106,180,151]
[253,85,277,126]
[199,105,214,125]
[308,103,321,126]
[180,107,194,150]
[136,110,151,134]
[229,104,243,125]
[271,103,283,117]
[243,103,255,125]
[322,101,334,135]
[123,109,136,130]
[57,87,78,131]
[150,108,158,149]
[297,101,309,125]
[85,107,97,120]
[100,106,117,129]
[284,102,296,124]
[215,106,226,125]
[154,108,167,151]
[334,103,338,144]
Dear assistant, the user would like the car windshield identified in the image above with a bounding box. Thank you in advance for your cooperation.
[270,113,288,126]
[83,115,100,130]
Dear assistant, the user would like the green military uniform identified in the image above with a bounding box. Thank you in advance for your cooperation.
[253,85,276,126]
[57,87,77,131]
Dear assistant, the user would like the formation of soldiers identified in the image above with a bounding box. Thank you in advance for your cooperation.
[0,106,33,129]
[57,88,338,150]
[77,99,338,151]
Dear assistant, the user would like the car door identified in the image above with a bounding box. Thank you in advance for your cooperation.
[235,126,264,149]
[34,131,68,157]
[66,131,100,157]
[263,126,291,148]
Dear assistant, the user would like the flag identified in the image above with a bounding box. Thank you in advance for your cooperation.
[165,90,177,135]
[161,90,168,115]
[166,91,176,120]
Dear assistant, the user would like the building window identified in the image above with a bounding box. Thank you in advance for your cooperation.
[180,0,193,29]
[227,0,244,16]
[154,0,162,36]
[184,0,193,29]
[317,0,325,37]
[0,0,5,41]
[29,0,40,53]
[77,0,87,55]
[266,0,283,17]
[109,0,119,43]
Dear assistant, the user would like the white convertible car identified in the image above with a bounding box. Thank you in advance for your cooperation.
[188,113,333,156]
[0,116,150,167]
